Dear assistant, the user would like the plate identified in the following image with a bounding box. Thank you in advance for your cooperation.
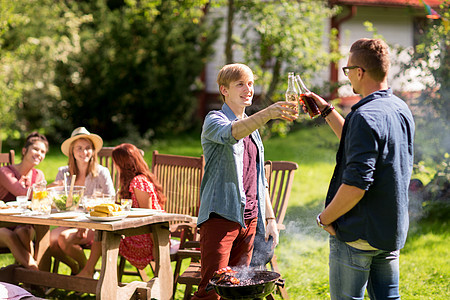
[6,201,31,207]
[49,212,83,219]
[86,213,128,222]
[0,208,23,215]
[127,208,164,218]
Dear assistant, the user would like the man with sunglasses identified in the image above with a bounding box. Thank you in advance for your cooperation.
[306,38,415,299]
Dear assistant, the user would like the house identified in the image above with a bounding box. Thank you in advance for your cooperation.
[198,0,443,117]
[329,0,444,111]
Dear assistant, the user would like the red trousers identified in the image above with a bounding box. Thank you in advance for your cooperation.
[192,215,257,300]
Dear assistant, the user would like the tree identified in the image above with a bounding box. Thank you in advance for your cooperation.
[398,2,449,162]
[216,0,339,137]
[0,0,221,146]
[55,0,221,142]
[0,0,89,147]
[234,0,338,105]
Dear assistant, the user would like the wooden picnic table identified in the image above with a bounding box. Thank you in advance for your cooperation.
[0,211,194,300]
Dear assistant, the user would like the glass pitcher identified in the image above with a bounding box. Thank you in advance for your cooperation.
[31,180,51,215]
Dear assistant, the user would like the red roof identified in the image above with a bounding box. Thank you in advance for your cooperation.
[329,0,443,7]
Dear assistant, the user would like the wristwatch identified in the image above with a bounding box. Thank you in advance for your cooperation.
[316,214,329,229]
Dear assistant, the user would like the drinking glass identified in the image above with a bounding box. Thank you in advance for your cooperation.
[120,199,132,211]
[16,196,28,211]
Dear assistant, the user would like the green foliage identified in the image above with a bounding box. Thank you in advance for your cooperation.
[396,3,450,162]
[0,0,221,146]
[420,153,450,221]
[222,0,341,137]
[55,0,221,142]
[235,0,340,106]
[0,0,97,144]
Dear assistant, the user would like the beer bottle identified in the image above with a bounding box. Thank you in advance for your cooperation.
[294,74,321,119]
[285,72,299,113]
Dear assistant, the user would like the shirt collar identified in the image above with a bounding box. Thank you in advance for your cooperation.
[221,103,247,120]
[351,88,393,111]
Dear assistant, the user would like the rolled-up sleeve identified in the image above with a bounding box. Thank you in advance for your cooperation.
[202,111,238,146]
[342,115,378,191]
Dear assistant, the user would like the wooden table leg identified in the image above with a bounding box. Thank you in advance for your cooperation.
[152,223,172,300]
[34,224,50,264]
[96,231,120,300]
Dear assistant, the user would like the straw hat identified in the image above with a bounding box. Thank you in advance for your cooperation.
[61,127,103,156]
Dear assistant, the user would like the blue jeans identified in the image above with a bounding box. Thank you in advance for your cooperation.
[329,236,400,300]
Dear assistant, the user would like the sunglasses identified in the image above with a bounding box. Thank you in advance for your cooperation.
[342,66,365,77]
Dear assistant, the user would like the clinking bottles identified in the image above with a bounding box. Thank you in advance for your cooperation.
[294,74,321,119]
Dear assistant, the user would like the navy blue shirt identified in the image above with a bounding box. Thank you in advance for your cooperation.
[326,88,415,251]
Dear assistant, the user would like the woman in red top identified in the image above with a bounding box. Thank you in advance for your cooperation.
[0,132,48,202]
[0,132,49,270]
[114,143,165,268]
[77,143,165,277]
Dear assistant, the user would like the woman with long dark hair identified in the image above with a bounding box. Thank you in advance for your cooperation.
[113,143,165,268]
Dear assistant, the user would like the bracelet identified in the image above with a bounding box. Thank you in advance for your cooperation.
[266,217,276,221]
[316,214,329,229]
[321,104,335,119]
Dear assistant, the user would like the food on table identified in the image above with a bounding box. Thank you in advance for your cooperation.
[90,203,124,217]
[0,200,9,209]
[48,186,85,212]
[53,194,81,211]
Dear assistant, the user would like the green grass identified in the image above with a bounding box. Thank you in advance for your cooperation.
[2,124,449,299]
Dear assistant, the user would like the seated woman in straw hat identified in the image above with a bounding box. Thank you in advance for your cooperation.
[40,127,115,274]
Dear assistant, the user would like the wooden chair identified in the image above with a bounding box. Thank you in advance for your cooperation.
[0,150,15,167]
[173,160,297,299]
[0,150,16,255]
[149,150,205,298]
[265,160,298,299]
[151,150,205,218]
[151,150,205,241]
[97,147,118,191]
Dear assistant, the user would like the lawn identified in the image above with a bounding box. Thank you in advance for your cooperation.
[1,123,449,299]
